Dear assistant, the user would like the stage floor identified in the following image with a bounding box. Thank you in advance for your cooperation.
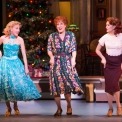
[0,100,122,122]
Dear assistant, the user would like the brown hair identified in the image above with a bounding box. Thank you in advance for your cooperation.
[54,16,68,26]
[3,21,22,36]
[106,17,122,35]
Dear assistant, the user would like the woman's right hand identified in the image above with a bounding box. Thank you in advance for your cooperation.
[49,56,54,66]
[0,51,2,58]
[101,57,106,68]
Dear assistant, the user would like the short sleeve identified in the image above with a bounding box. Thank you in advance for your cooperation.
[47,34,53,52]
[70,32,77,52]
[98,35,106,46]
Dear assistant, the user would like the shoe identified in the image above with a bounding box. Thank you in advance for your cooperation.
[54,109,62,117]
[72,89,84,95]
[117,107,122,116]
[107,109,113,117]
[66,107,72,115]
[5,108,11,117]
[77,90,84,96]
[14,107,20,116]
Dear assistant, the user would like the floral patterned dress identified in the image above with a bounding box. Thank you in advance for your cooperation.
[47,31,83,95]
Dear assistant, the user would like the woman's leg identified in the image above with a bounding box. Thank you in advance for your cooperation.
[113,91,122,115]
[106,93,113,109]
[5,101,11,117]
[106,93,113,117]
[13,101,18,109]
[64,93,72,115]
[13,101,20,115]
[54,95,62,116]
[54,95,62,110]
[113,91,121,108]
[5,101,11,110]
[64,93,71,108]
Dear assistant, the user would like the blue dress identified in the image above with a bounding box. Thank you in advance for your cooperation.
[0,37,41,101]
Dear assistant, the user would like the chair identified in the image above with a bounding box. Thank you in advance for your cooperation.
[81,39,103,75]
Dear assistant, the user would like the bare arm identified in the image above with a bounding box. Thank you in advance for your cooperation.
[72,51,76,60]
[70,32,77,69]
[0,50,2,58]
[47,51,54,58]
[96,43,106,68]
[47,34,54,66]
[47,51,54,66]
[19,37,29,74]
[71,51,76,69]
[0,36,3,58]
[0,36,3,45]
[96,44,105,59]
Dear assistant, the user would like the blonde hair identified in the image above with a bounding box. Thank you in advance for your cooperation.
[3,21,22,36]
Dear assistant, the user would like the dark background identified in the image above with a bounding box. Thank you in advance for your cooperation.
[0,0,2,35]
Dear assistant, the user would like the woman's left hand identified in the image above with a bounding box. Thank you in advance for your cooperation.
[0,51,2,58]
[25,67,29,75]
[71,57,76,71]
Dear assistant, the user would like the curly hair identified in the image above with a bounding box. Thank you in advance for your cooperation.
[54,16,68,27]
[106,17,122,35]
[3,21,22,36]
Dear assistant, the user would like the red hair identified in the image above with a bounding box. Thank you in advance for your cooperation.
[106,17,122,35]
[54,16,68,26]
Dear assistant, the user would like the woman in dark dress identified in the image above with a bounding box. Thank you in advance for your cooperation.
[47,16,83,116]
[96,17,122,117]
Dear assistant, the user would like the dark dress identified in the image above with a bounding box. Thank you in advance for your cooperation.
[99,33,122,95]
[104,54,122,95]
[47,31,83,95]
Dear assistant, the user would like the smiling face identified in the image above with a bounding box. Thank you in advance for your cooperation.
[56,20,66,34]
[10,24,20,37]
[106,21,116,34]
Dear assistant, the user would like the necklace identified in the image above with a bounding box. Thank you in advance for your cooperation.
[9,35,16,44]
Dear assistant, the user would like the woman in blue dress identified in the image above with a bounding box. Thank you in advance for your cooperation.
[0,21,41,117]
[47,16,83,116]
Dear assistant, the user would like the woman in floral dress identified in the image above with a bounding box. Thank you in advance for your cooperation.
[47,16,83,116]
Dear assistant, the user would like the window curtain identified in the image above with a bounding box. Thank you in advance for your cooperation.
[50,0,60,18]
[70,0,80,26]
[50,0,91,44]
[71,0,90,44]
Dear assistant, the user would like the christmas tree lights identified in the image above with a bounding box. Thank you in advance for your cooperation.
[6,0,55,75]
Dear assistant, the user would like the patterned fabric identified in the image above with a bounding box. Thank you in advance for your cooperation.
[47,31,83,95]
[0,41,41,101]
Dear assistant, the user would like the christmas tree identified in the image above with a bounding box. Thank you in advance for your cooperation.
[6,0,55,75]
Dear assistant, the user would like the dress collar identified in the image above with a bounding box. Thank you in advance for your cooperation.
[10,35,16,39]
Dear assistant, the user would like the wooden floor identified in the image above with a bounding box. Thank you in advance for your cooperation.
[0,100,122,122]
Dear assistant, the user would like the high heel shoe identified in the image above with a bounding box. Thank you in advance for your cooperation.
[66,107,72,115]
[54,109,62,117]
[117,107,122,116]
[5,108,11,117]
[14,108,20,116]
[107,109,113,117]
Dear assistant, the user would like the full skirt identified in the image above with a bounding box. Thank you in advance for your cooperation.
[0,56,41,101]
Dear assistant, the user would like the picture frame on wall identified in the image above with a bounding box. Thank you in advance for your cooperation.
[96,0,106,5]
[97,8,106,20]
